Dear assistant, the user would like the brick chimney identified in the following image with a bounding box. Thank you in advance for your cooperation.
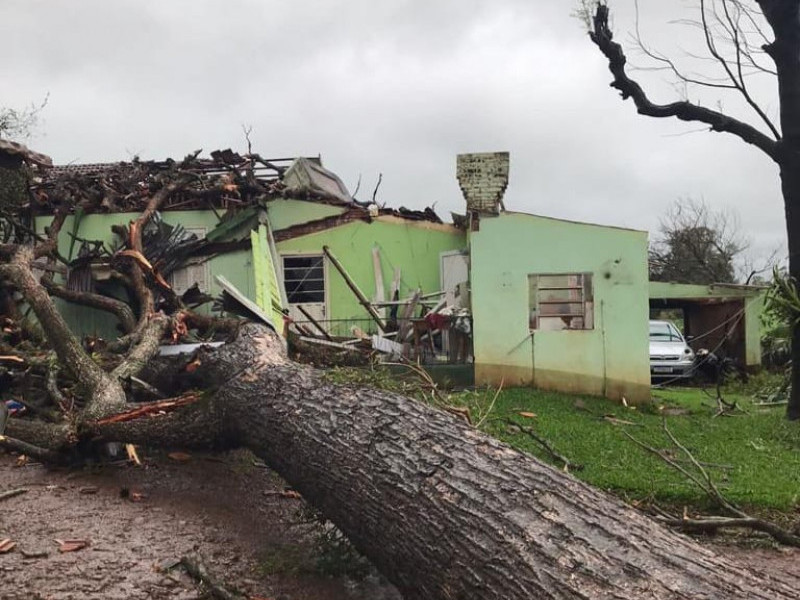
[456,152,509,215]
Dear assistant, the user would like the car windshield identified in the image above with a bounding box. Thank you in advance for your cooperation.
[649,321,683,342]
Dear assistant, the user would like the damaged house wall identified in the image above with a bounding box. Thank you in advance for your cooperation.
[469,211,651,403]
[274,214,466,336]
[34,201,466,342]
[33,210,254,339]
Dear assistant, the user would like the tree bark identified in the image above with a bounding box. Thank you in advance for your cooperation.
[590,3,800,420]
[95,324,790,600]
[781,161,800,420]
[760,0,800,419]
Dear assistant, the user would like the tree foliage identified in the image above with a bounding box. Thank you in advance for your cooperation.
[649,198,746,284]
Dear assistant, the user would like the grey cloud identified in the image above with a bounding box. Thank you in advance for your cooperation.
[0,0,787,265]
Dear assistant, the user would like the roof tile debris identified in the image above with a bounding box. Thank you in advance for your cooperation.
[0,140,53,167]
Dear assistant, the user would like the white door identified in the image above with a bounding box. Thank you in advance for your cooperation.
[282,254,327,331]
[441,251,469,308]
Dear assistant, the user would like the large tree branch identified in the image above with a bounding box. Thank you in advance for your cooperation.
[41,275,137,334]
[0,248,109,392]
[111,312,169,381]
[589,4,780,162]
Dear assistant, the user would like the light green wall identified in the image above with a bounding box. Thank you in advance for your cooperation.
[470,213,651,403]
[267,199,345,231]
[34,208,463,340]
[34,211,254,339]
[276,216,466,335]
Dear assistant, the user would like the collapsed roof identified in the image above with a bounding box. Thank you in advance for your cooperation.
[23,149,443,226]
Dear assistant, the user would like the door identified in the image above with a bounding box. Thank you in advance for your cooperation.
[441,251,469,308]
[282,254,327,331]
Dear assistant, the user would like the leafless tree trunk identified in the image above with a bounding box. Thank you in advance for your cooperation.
[587,1,800,419]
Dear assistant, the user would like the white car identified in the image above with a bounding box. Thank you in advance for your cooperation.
[649,320,695,379]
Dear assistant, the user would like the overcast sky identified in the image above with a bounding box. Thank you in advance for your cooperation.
[1,0,786,268]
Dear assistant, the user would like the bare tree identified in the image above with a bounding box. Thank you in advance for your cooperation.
[650,197,748,284]
[587,0,800,420]
[0,95,49,140]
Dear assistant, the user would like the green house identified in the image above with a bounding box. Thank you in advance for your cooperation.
[18,149,763,406]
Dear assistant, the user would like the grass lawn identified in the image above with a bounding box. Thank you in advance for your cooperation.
[451,383,800,512]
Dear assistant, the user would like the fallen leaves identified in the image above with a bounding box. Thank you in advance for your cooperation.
[55,539,90,553]
[263,489,302,500]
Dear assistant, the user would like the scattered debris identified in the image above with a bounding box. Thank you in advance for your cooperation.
[0,488,28,502]
[0,538,16,554]
[55,538,90,553]
[625,419,800,547]
[180,554,244,600]
[168,452,192,462]
[93,393,199,426]
[503,418,582,473]
[126,443,142,465]
[79,486,99,495]
[603,415,640,426]
[20,548,49,559]
[263,489,302,500]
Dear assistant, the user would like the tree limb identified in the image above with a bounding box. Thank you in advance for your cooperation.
[589,4,780,161]
[41,275,137,333]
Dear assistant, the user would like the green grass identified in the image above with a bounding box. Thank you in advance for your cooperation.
[451,384,800,511]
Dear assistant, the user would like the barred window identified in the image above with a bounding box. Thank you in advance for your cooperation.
[528,273,594,331]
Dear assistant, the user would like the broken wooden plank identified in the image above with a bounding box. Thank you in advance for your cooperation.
[298,336,361,352]
[371,335,404,357]
[214,274,276,331]
[397,289,422,342]
[372,246,386,320]
[297,305,333,341]
[323,245,387,332]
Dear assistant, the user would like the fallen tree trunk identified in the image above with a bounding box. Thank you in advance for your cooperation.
[6,325,797,599]
[161,326,800,599]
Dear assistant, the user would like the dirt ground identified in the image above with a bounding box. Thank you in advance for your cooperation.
[1,448,798,600]
[0,448,401,600]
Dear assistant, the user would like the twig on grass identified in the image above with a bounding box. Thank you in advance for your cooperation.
[624,418,800,547]
[502,418,582,473]
[475,379,504,430]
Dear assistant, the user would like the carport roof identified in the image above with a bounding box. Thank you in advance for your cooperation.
[649,281,765,302]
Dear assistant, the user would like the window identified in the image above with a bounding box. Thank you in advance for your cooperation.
[529,273,593,331]
[649,321,683,342]
[170,227,208,295]
[282,255,325,304]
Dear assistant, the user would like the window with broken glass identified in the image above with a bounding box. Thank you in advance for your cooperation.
[528,273,594,331]
[282,255,325,304]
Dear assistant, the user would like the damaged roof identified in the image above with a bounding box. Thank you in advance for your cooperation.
[0,139,53,167]
[28,149,446,227]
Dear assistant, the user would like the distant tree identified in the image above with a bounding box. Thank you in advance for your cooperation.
[649,198,746,284]
[585,1,800,420]
[0,95,48,140]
